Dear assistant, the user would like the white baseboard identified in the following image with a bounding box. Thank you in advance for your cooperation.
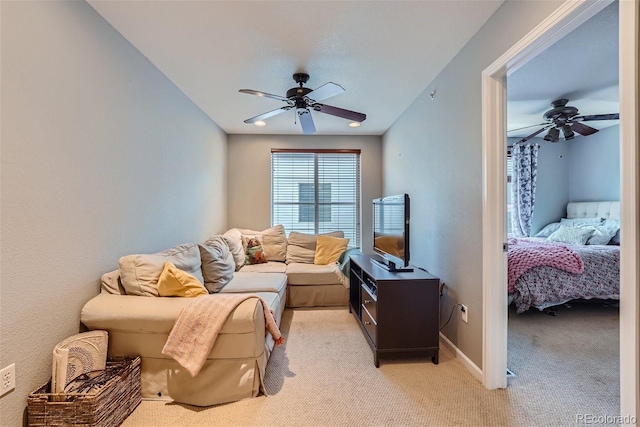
[439,332,483,383]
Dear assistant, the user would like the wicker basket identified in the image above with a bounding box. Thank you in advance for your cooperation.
[27,356,141,427]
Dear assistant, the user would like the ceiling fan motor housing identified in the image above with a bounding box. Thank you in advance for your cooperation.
[288,73,314,105]
[286,86,313,100]
[543,99,579,122]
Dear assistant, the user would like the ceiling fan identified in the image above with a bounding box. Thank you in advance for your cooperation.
[509,98,619,143]
[239,73,366,134]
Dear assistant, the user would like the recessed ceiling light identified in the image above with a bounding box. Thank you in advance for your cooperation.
[254,121,266,127]
[349,122,361,128]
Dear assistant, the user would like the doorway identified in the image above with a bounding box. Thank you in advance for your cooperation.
[481,0,638,420]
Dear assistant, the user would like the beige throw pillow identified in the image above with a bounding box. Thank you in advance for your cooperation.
[199,237,235,293]
[286,231,345,264]
[238,225,287,262]
[222,228,245,271]
[119,243,203,296]
[314,235,350,265]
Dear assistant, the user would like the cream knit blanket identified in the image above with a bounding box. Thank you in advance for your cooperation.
[162,293,284,377]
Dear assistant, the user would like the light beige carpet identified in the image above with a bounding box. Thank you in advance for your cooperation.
[122,304,619,426]
[507,301,620,425]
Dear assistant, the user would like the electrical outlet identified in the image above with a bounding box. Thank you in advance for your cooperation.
[0,364,15,396]
[460,304,468,323]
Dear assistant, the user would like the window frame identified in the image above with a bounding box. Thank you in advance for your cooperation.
[507,148,513,236]
[271,148,361,247]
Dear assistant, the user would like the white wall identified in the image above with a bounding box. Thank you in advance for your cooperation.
[382,0,563,366]
[0,2,227,424]
[569,125,620,202]
[227,134,382,254]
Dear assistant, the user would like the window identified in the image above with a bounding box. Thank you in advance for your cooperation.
[298,183,332,222]
[271,149,360,247]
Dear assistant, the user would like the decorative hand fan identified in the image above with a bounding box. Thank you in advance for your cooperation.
[51,330,108,394]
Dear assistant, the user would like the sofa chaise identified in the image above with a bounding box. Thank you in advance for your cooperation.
[80,226,355,406]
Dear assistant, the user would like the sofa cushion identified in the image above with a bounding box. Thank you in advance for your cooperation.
[286,231,344,264]
[101,270,125,295]
[222,228,245,271]
[157,261,208,298]
[238,225,287,262]
[119,243,203,297]
[199,238,235,293]
[285,262,346,286]
[314,235,350,265]
[220,272,287,295]
[238,261,287,274]
[81,292,278,336]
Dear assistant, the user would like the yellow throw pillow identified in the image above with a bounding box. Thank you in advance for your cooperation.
[314,235,350,265]
[157,261,208,297]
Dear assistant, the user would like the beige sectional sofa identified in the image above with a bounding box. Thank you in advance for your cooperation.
[80,226,354,407]
[230,226,350,307]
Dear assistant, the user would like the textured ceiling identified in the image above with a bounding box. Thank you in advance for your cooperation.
[507,1,619,139]
[87,0,503,136]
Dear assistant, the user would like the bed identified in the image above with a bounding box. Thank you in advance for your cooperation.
[508,201,620,313]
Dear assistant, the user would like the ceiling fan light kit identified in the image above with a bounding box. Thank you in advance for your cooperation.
[543,127,560,142]
[239,73,366,134]
[511,98,619,144]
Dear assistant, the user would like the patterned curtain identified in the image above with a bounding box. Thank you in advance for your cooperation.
[511,143,539,237]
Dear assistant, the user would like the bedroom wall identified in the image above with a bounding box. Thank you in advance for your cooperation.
[382,0,563,367]
[569,124,620,202]
[508,138,570,234]
[227,134,382,254]
[1,2,227,424]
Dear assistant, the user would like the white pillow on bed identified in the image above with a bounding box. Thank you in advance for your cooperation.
[560,217,605,227]
[610,229,621,245]
[535,222,561,237]
[547,225,595,245]
[584,219,620,245]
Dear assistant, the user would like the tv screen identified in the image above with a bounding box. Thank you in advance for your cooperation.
[372,194,411,271]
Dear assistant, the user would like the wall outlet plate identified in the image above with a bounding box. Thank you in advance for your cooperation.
[0,364,15,396]
[460,304,468,323]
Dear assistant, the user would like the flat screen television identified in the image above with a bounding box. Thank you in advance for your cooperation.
[372,193,413,272]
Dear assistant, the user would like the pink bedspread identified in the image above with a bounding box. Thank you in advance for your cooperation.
[507,237,584,293]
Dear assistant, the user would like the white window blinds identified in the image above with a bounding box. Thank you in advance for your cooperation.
[271,150,361,248]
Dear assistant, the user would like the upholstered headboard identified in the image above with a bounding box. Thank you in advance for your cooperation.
[566,201,620,221]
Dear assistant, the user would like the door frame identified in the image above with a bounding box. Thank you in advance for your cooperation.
[481,0,638,420]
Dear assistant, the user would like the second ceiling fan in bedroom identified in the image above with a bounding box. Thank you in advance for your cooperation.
[509,98,619,143]
[239,73,366,134]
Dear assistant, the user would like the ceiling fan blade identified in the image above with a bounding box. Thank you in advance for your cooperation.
[298,109,316,134]
[516,125,552,143]
[244,106,291,124]
[306,82,345,103]
[575,113,619,122]
[315,104,366,122]
[507,123,548,133]
[571,121,599,136]
[239,89,291,103]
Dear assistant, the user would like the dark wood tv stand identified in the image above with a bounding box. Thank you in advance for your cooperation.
[349,254,440,367]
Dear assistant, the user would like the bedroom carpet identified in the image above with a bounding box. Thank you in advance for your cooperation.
[122,304,619,426]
